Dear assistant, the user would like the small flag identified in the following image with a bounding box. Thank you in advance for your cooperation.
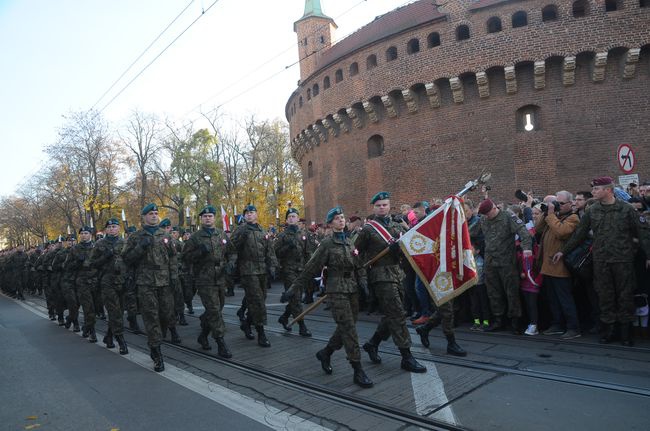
[221,205,230,231]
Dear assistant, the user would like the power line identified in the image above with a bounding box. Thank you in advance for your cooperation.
[90,0,196,111]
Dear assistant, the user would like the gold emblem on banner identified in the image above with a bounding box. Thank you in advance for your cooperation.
[434,271,453,292]
[409,233,427,254]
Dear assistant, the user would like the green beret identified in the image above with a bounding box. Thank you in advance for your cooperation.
[371,191,390,204]
[105,218,120,227]
[243,204,257,214]
[67,234,77,241]
[127,226,137,233]
[159,218,171,228]
[141,203,158,215]
[326,206,344,224]
[285,208,299,219]
[199,205,217,216]
[79,226,93,234]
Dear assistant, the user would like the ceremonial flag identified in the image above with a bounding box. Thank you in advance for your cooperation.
[221,205,230,231]
[399,195,477,306]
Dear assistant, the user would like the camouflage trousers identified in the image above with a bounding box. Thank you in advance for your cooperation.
[61,276,79,322]
[197,283,226,338]
[77,277,97,329]
[137,284,176,348]
[48,273,66,318]
[372,280,412,349]
[240,274,268,326]
[485,264,522,318]
[171,278,184,315]
[123,283,138,318]
[181,273,195,306]
[101,281,125,335]
[326,293,361,362]
[282,268,303,318]
[430,300,455,337]
[594,261,636,324]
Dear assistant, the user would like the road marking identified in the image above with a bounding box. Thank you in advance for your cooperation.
[11,297,331,431]
[410,358,458,426]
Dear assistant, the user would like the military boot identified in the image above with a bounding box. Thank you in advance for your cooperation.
[127,316,142,334]
[82,326,90,338]
[399,348,427,373]
[103,328,115,348]
[64,316,72,329]
[197,326,212,350]
[215,337,232,358]
[316,347,333,374]
[240,317,255,340]
[115,334,129,355]
[599,323,615,344]
[150,347,164,372]
[57,314,65,326]
[483,316,504,332]
[620,323,634,347]
[186,302,194,315]
[169,327,182,344]
[415,315,441,348]
[72,319,81,333]
[256,326,271,347]
[362,332,383,364]
[298,321,312,337]
[446,335,467,357]
[225,286,235,297]
[278,310,292,332]
[88,327,98,343]
[178,313,188,326]
[236,306,246,322]
[350,361,373,388]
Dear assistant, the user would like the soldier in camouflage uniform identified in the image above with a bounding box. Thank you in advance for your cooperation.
[182,206,236,358]
[50,239,69,325]
[60,235,81,332]
[123,225,142,333]
[160,219,186,326]
[26,248,40,295]
[66,226,98,342]
[230,204,277,347]
[180,229,197,310]
[122,203,180,372]
[10,245,28,300]
[89,218,128,354]
[355,192,426,373]
[42,242,60,320]
[275,208,312,337]
[283,207,373,388]
[471,199,532,333]
[556,176,650,346]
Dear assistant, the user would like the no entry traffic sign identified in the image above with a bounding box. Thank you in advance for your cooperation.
[617,144,635,173]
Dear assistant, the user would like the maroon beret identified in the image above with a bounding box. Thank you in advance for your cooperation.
[478,199,495,215]
[591,176,613,187]
[349,216,361,222]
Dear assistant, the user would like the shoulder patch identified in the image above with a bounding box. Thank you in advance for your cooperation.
[640,215,647,224]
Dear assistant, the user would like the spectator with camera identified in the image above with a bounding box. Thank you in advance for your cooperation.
[536,191,581,339]
[554,177,650,346]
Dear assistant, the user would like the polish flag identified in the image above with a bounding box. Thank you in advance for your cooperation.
[221,205,230,231]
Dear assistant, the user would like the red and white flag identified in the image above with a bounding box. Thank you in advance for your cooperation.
[399,195,477,306]
[221,205,230,231]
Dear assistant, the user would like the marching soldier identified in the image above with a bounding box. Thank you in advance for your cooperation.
[89,218,128,354]
[284,207,373,388]
[10,245,28,300]
[160,219,186,326]
[275,208,312,337]
[61,235,81,332]
[182,205,235,358]
[50,239,69,325]
[180,229,197,311]
[230,205,277,347]
[67,226,98,342]
[355,192,426,373]
[123,225,141,333]
[42,242,60,320]
[122,203,180,372]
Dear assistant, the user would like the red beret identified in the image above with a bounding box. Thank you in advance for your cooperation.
[591,176,613,187]
[349,216,361,222]
[478,199,495,215]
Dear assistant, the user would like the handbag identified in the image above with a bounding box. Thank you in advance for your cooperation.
[564,239,593,279]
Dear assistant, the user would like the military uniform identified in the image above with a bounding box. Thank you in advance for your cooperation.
[42,245,59,319]
[67,234,97,340]
[60,239,80,331]
[50,245,69,324]
[10,249,28,299]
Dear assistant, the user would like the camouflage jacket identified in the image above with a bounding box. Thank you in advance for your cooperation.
[563,199,650,263]
[66,241,96,284]
[274,225,311,272]
[122,226,177,287]
[230,223,277,276]
[182,227,235,286]
[472,210,532,267]
[89,235,125,285]
[51,248,70,273]
[354,217,406,283]
[43,248,60,273]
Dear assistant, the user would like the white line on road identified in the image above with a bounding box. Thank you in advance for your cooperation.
[410,357,458,427]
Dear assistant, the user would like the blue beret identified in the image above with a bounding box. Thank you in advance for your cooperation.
[371,191,390,204]
[285,208,299,219]
[326,206,344,224]
[67,234,77,241]
[172,226,179,232]
[243,205,257,214]
[141,203,158,215]
[105,218,120,227]
[159,218,171,228]
[79,226,93,234]
[199,205,217,216]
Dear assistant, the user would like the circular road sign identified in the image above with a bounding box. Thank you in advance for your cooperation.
[617,144,635,173]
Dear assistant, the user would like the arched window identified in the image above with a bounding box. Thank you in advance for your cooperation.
[427,32,441,48]
[307,88,311,100]
[349,62,359,76]
[542,5,558,21]
[367,135,384,158]
[307,161,314,178]
[487,17,502,33]
[516,105,541,132]
[299,96,303,107]
[366,54,377,70]
[456,25,470,41]
[641,0,649,8]
[335,69,343,83]
[312,83,319,97]
[605,0,621,11]
[512,11,528,28]
[323,76,330,90]
[407,38,420,54]
[386,46,398,61]
[572,0,589,17]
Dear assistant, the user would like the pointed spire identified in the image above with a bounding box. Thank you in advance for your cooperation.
[301,0,328,19]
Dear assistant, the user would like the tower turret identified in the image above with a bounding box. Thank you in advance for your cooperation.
[294,0,337,82]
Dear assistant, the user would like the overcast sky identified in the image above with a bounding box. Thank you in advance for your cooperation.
[0,0,407,196]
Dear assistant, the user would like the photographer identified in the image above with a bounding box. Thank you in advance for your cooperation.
[536,191,581,339]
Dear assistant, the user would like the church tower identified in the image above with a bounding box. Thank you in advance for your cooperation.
[293,0,337,82]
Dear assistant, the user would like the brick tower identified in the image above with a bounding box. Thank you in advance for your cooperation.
[294,0,337,82]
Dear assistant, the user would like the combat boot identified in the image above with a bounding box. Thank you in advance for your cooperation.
[72,319,80,333]
[399,348,427,373]
[236,306,246,322]
[350,361,373,388]
[298,321,312,337]
[64,316,72,329]
[620,322,634,347]
[103,328,115,348]
[278,310,292,331]
[215,337,232,359]
[178,313,188,326]
[599,323,615,344]
[483,316,504,332]
[362,332,384,364]
[240,318,255,340]
[127,316,141,334]
[316,347,333,374]
[150,346,164,372]
[169,327,182,344]
[225,286,235,297]
[197,326,212,350]
[82,326,90,338]
[115,334,129,355]
[446,335,467,357]
[186,302,194,315]
[88,327,98,343]
[57,314,65,326]
[256,326,271,347]
[415,315,441,348]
